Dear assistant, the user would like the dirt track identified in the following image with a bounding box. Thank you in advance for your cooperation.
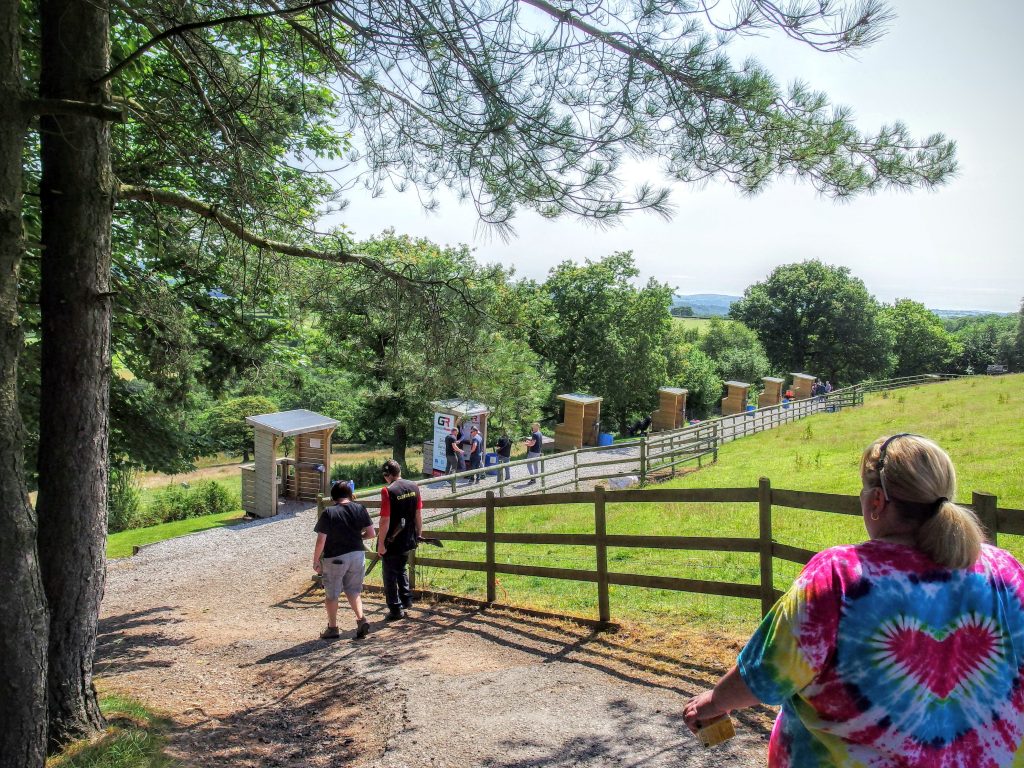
[99,506,774,766]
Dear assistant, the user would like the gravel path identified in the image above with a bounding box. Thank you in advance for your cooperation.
[101,500,773,766]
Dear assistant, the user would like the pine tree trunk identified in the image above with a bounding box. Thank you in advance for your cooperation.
[35,0,112,751]
[392,422,408,466]
[0,3,49,764]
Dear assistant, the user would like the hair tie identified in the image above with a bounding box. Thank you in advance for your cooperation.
[930,496,949,516]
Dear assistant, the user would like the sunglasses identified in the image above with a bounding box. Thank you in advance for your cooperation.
[876,433,918,501]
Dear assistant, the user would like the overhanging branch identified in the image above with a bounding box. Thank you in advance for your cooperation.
[118,184,414,284]
[25,98,125,122]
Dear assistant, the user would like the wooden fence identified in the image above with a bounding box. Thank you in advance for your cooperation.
[350,482,1022,625]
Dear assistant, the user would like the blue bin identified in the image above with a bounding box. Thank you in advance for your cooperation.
[484,452,499,476]
[745,405,755,412]
[597,432,614,446]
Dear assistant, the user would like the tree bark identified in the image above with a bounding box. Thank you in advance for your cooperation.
[0,2,49,764]
[392,422,408,467]
[35,0,112,751]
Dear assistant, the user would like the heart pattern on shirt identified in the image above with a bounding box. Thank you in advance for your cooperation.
[884,620,999,699]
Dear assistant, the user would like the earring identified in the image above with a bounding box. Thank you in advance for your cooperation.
[870,511,880,521]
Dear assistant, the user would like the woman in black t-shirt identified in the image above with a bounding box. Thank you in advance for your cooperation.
[313,481,376,640]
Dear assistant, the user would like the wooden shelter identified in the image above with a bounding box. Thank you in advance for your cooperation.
[721,381,751,416]
[652,387,688,431]
[241,409,338,518]
[554,393,603,450]
[758,377,785,408]
[790,373,816,400]
[426,399,490,475]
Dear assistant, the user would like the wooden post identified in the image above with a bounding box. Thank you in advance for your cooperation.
[408,549,416,591]
[759,477,774,617]
[712,422,719,463]
[540,455,546,489]
[573,449,580,491]
[486,491,496,603]
[594,486,610,623]
[639,438,648,484]
[973,491,998,545]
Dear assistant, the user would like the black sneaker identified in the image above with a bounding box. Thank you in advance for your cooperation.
[401,601,413,610]
[355,619,370,639]
[385,609,405,621]
[320,625,340,640]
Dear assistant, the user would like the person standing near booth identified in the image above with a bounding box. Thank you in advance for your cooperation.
[444,426,463,475]
[468,425,484,483]
[494,431,512,481]
[525,421,543,485]
[377,459,422,620]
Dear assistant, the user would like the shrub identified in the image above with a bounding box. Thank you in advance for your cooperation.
[108,466,143,533]
[331,459,383,490]
[147,480,240,524]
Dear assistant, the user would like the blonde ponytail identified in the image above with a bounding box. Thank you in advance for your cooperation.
[861,435,984,570]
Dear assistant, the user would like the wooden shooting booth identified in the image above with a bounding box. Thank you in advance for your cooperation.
[758,376,785,408]
[652,387,688,431]
[426,399,490,476]
[241,409,338,518]
[554,393,603,450]
[721,381,751,416]
[790,372,816,400]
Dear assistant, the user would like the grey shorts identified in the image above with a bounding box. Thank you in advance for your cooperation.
[322,550,365,600]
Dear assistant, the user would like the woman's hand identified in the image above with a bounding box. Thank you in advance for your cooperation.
[682,689,725,734]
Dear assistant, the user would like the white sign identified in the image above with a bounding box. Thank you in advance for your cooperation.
[432,412,455,472]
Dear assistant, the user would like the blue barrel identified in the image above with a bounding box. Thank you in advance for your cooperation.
[484,452,498,476]
[598,432,614,446]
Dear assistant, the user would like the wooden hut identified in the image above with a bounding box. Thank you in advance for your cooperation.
[790,373,816,400]
[721,381,751,416]
[426,399,490,475]
[242,409,338,518]
[758,377,785,408]
[652,387,688,431]
[554,393,603,450]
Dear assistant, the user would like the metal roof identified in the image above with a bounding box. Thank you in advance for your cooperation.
[658,387,688,395]
[557,392,603,404]
[791,372,816,380]
[430,398,490,417]
[723,381,751,388]
[762,377,786,383]
[245,409,339,437]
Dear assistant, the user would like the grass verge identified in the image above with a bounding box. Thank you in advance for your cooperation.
[107,510,247,559]
[47,695,175,768]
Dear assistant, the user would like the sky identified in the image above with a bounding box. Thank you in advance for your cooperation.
[323,0,1023,313]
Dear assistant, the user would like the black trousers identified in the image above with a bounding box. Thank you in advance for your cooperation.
[382,553,412,610]
[468,452,483,481]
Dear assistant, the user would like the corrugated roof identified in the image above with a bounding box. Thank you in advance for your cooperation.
[557,392,603,404]
[723,381,751,388]
[658,387,689,395]
[430,399,490,417]
[245,409,339,437]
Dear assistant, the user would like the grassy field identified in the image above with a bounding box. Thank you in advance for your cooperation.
[417,374,1024,633]
[671,316,712,333]
[47,695,173,767]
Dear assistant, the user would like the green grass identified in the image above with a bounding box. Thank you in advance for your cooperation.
[419,375,1024,633]
[107,510,247,559]
[48,695,175,767]
[671,316,712,333]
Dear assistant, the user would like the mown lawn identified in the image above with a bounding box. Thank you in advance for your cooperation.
[107,510,248,559]
[418,374,1024,633]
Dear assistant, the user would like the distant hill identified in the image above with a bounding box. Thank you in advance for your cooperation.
[671,293,741,317]
[671,294,1007,320]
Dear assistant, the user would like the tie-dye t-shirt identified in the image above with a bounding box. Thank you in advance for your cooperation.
[737,541,1024,767]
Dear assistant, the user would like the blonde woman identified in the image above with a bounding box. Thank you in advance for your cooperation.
[683,434,1024,766]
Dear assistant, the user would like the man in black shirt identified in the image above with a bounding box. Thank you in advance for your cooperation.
[468,425,484,483]
[377,459,423,620]
[313,481,376,640]
[444,427,463,475]
[495,431,512,481]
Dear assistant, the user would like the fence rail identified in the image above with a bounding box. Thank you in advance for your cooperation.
[384,482,1024,625]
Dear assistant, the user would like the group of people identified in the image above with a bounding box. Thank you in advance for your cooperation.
[443,421,545,485]
[811,378,833,397]
[312,459,423,639]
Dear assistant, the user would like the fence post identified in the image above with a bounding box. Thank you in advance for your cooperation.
[758,477,774,618]
[594,485,610,623]
[712,421,719,463]
[540,455,546,489]
[408,549,416,592]
[573,448,580,490]
[640,438,648,484]
[973,491,998,546]
[486,490,496,603]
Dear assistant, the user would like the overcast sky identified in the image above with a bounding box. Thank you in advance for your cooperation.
[324,0,1023,313]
